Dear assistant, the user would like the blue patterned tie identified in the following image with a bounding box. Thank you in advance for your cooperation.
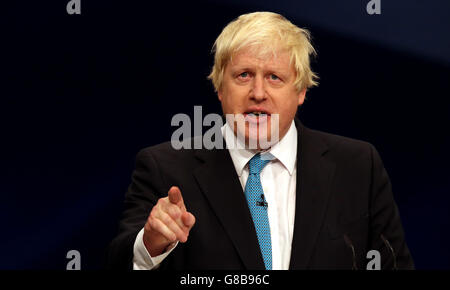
[245,153,272,270]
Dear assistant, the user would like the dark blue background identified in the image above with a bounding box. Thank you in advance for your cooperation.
[2,0,449,269]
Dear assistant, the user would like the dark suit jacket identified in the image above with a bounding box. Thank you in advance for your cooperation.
[106,119,414,270]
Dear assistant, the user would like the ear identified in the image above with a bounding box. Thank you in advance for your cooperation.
[297,88,307,105]
[218,89,223,102]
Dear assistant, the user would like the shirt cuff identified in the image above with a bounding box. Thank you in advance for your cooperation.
[132,227,178,270]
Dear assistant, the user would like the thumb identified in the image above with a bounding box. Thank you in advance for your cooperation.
[182,212,196,229]
[168,186,184,208]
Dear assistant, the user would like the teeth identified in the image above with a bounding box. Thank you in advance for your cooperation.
[250,111,266,116]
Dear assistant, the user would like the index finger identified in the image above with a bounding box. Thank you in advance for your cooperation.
[168,186,186,210]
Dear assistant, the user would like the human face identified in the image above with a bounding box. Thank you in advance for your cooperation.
[218,47,306,149]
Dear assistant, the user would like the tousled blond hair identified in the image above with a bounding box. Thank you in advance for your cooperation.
[208,12,318,93]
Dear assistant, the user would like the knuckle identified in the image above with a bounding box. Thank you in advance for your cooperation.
[169,205,181,216]
[157,197,167,206]
[151,217,161,227]
[148,218,157,231]
[161,213,172,225]
[149,209,157,219]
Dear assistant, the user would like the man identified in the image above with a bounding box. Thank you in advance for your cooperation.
[107,12,414,270]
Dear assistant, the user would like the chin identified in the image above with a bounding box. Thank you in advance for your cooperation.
[243,129,276,150]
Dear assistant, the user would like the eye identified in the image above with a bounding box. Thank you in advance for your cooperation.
[270,74,280,81]
[239,72,249,78]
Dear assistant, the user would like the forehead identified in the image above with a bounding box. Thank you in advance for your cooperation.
[228,46,293,72]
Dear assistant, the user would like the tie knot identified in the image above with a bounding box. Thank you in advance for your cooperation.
[248,153,272,175]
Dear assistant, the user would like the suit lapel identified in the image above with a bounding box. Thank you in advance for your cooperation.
[289,120,336,269]
[193,147,265,270]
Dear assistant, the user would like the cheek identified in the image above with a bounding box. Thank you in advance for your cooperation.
[276,93,300,122]
[221,85,248,110]
[275,90,300,112]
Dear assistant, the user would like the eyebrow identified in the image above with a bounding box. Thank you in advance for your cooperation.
[231,65,290,79]
[231,64,288,73]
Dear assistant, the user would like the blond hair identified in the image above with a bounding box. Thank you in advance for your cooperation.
[208,11,318,92]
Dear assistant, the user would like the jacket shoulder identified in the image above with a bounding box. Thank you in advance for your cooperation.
[304,127,377,160]
[136,137,204,166]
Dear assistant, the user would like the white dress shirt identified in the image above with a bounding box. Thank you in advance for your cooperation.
[133,120,298,270]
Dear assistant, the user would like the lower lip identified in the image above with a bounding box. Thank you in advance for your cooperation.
[244,113,270,124]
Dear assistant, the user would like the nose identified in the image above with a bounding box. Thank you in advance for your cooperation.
[251,75,266,102]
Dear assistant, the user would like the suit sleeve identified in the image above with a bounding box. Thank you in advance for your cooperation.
[368,144,414,269]
[105,148,169,270]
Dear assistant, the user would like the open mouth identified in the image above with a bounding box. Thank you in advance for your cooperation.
[244,110,271,124]
[246,111,269,117]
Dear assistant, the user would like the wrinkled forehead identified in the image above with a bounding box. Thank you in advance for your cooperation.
[228,44,293,70]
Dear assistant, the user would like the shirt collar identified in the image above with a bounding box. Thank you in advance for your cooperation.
[222,120,298,176]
